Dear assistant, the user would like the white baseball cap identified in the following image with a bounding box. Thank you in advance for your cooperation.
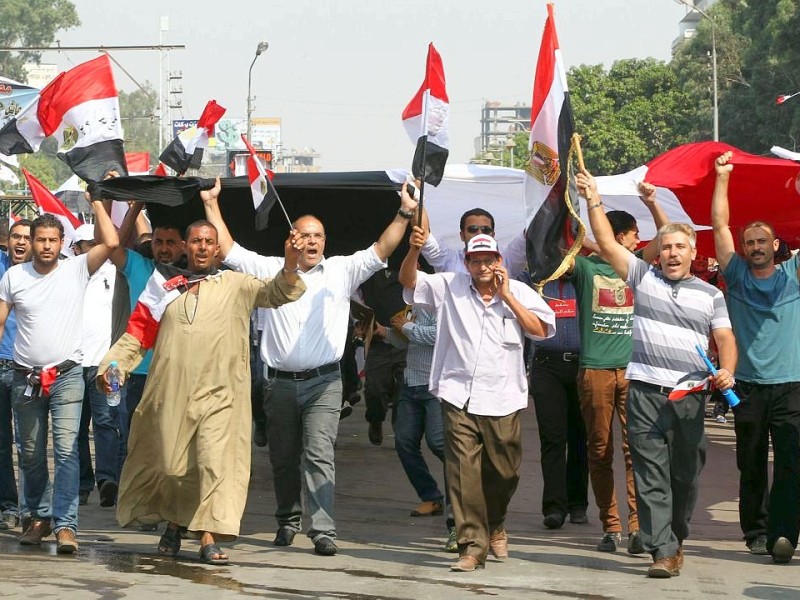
[465,234,500,257]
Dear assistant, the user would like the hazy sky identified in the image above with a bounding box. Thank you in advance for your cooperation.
[44,1,692,171]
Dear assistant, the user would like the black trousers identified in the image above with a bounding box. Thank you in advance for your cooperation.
[529,352,589,518]
[733,381,800,551]
[364,341,406,425]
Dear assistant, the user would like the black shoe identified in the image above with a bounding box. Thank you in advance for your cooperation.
[772,537,795,564]
[253,423,268,447]
[78,490,90,506]
[569,511,588,525]
[368,422,383,446]
[99,480,118,508]
[314,537,338,556]
[627,531,646,555]
[340,404,353,420]
[543,513,565,529]
[273,527,296,547]
[348,391,361,405]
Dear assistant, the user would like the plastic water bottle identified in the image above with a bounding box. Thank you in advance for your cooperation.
[107,361,121,407]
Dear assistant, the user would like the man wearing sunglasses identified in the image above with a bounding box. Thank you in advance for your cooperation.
[420,208,527,277]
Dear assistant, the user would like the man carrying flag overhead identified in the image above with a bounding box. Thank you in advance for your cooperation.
[402,43,449,189]
[0,54,126,182]
[577,168,736,579]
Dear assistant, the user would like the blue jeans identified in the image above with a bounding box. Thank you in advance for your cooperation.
[394,384,446,504]
[13,367,84,532]
[78,366,121,492]
[119,373,146,465]
[264,369,342,542]
[0,364,25,516]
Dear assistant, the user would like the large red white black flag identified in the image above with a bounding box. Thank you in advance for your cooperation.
[0,55,126,182]
[402,43,449,187]
[523,3,579,286]
[159,100,225,175]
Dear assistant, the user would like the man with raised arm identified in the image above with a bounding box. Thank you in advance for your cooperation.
[202,181,417,556]
[0,199,119,554]
[578,169,736,578]
[712,151,800,564]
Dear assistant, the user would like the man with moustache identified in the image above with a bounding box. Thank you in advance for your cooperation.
[399,228,555,572]
[0,219,32,530]
[201,182,418,556]
[98,189,306,565]
[0,203,119,554]
[712,151,800,564]
[579,169,737,578]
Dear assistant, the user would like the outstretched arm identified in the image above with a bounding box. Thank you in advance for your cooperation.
[201,177,235,259]
[373,182,419,262]
[86,199,120,276]
[576,169,632,280]
[711,152,736,271]
[399,225,427,290]
[639,182,669,264]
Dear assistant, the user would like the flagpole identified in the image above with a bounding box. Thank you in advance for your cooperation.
[417,136,427,228]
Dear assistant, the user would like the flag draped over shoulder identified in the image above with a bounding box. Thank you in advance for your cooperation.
[241,135,280,230]
[126,264,218,349]
[159,100,226,174]
[22,168,81,250]
[523,3,581,287]
[402,43,449,187]
[0,55,126,182]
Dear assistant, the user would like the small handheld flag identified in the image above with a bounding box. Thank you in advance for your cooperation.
[695,344,740,407]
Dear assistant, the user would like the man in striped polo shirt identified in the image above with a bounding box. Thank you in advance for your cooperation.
[577,169,737,579]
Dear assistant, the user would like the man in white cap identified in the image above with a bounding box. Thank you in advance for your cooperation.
[399,228,556,572]
[70,223,122,508]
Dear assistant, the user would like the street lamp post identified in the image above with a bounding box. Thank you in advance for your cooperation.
[675,0,718,141]
[246,41,269,142]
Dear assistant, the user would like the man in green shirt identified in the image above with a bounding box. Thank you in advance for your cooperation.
[568,183,667,554]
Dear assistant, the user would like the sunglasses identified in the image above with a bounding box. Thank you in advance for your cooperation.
[465,225,494,234]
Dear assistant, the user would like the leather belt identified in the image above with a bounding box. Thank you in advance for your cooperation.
[537,350,580,363]
[267,362,340,381]
[634,380,674,395]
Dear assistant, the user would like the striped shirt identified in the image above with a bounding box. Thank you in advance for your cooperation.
[385,307,437,387]
[625,254,731,387]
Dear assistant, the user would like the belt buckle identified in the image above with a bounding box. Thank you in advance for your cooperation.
[562,353,575,362]
[292,371,305,381]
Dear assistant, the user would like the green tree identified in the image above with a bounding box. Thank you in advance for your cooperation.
[119,84,159,159]
[0,0,80,82]
[19,138,73,189]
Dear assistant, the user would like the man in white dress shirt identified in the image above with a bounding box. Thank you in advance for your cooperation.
[202,185,417,556]
[400,229,556,572]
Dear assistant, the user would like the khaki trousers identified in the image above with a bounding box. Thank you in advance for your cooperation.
[442,401,522,562]
[578,368,639,533]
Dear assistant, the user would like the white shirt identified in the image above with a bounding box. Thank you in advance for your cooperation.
[421,230,528,277]
[0,255,90,368]
[225,242,387,371]
[81,261,116,367]
[405,271,556,416]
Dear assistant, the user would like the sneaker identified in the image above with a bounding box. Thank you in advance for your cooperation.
[444,528,458,553]
[0,512,18,530]
[627,531,646,555]
[772,536,795,564]
[597,532,622,552]
[313,536,338,556]
[339,404,353,420]
[715,415,727,424]
[747,534,769,555]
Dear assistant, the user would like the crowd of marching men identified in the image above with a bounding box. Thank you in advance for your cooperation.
[0,151,797,577]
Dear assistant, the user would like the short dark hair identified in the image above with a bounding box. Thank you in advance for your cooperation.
[9,218,33,235]
[459,208,495,232]
[606,211,637,237]
[184,219,218,241]
[30,214,64,239]
[153,223,183,237]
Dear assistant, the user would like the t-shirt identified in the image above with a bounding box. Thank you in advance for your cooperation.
[0,255,91,368]
[0,253,18,361]
[121,249,155,375]
[723,253,800,383]
[571,254,634,369]
[81,261,116,367]
[625,254,731,388]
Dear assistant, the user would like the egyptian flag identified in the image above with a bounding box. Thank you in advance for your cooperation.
[159,100,226,175]
[523,3,580,287]
[241,135,280,230]
[8,211,20,230]
[0,55,126,182]
[154,162,168,177]
[126,263,217,349]
[402,43,449,187]
[593,141,800,256]
[669,371,711,401]
[22,168,81,252]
